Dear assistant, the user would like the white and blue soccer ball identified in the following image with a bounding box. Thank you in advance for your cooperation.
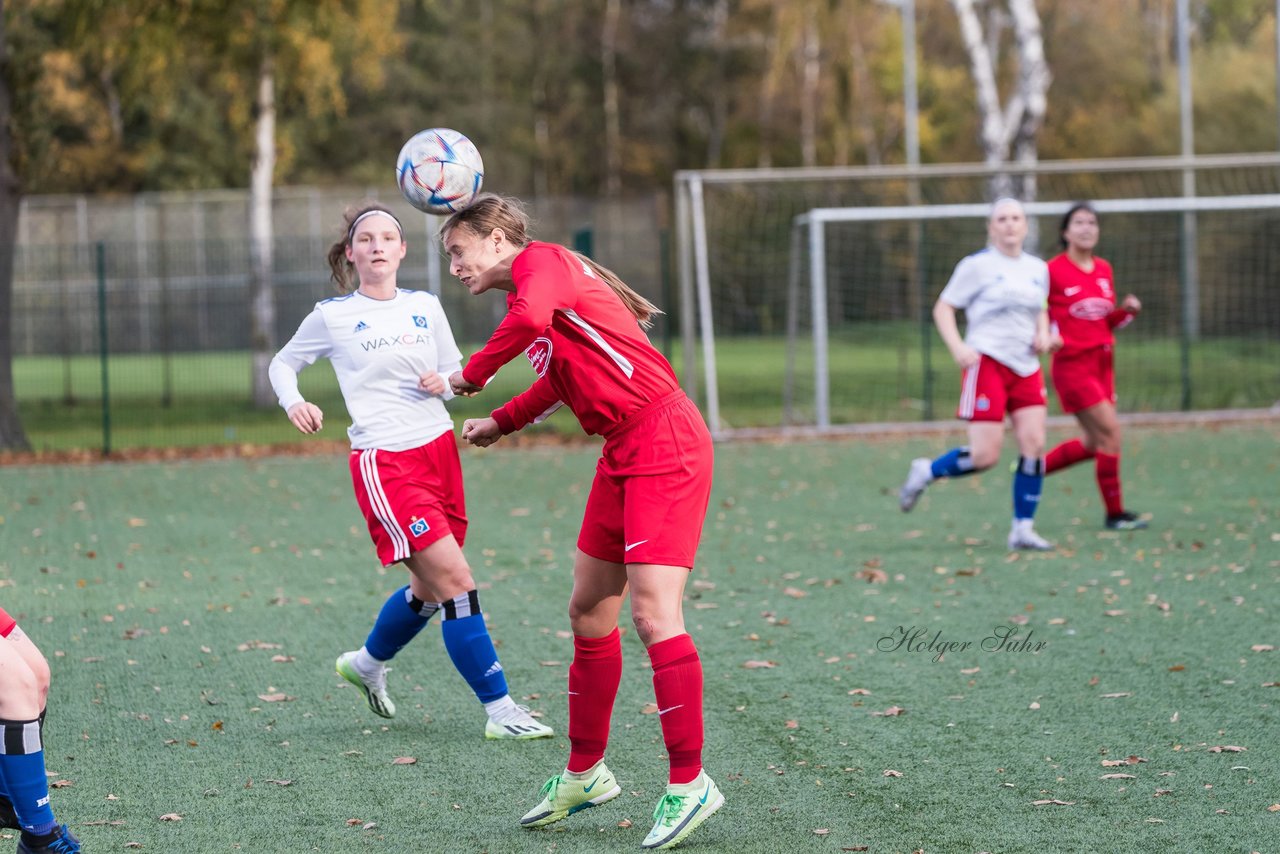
[396,128,484,215]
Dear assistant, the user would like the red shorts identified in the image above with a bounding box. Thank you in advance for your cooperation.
[0,606,14,638]
[1051,346,1115,414]
[578,392,714,568]
[349,431,468,567]
[957,355,1047,422]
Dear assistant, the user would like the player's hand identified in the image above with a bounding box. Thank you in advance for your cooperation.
[1121,294,1142,314]
[418,372,447,395]
[461,417,502,448]
[950,343,980,369]
[1033,331,1054,355]
[1048,333,1065,353]
[287,402,324,434]
[449,371,482,397]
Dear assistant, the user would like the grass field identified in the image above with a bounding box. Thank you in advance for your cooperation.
[0,423,1277,853]
[13,332,1279,452]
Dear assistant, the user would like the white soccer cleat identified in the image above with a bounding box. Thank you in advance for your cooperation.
[899,457,934,512]
[485,704,554,740]
[1007,525,1054,552]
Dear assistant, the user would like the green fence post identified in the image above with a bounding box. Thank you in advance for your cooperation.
[572,227,593,258]
[96,242,111,456]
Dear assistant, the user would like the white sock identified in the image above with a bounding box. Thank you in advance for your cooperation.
[353,646,384,676]
[1012,518,1034,535]
[483,694,517,720]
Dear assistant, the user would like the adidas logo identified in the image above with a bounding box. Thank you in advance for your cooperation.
[484,661,504,677]
[354,320,369,332]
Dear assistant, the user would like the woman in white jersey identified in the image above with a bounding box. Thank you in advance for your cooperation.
[898,198,1056,551]
[269,202,552,739]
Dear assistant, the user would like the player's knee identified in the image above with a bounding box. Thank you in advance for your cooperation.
[630,610,681,646]
[969,448,1001,470]
[0,663,44,718]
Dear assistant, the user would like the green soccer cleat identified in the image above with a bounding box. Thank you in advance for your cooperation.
[520,763,621,828]
[335,651,395,718]
[641,771,724,850]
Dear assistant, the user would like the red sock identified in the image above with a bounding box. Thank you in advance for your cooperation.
[1045,438,1094,474]
[648,633,704,785]
[566,629,623,773]
[1095,452,1124,516]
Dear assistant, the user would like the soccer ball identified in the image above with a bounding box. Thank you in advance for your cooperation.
[396,128,484,215]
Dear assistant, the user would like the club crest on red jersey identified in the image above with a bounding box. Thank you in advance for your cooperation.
[1096,278,1112,297]
[525,337,553,377]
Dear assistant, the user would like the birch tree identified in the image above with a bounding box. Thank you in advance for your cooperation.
[0,0,27,450]
[950,0,1051,202]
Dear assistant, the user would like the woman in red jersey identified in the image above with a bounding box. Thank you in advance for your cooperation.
[0,607,80,853]
[1044,202,1147,530]
[443,194,722,851]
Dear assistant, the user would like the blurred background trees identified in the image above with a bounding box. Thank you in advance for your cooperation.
[5,0,1278,198]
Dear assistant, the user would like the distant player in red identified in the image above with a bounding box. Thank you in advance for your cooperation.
[1044,202,1147,530]
[443,194,723,850]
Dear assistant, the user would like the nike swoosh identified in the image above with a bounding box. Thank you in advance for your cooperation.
[699,783,711,805]
[624,540,649,552]
[583,775,601,793]
[658,704,684,716]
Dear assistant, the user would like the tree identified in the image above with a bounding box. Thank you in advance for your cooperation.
[0,0,29,451]
[950,0,1051,201]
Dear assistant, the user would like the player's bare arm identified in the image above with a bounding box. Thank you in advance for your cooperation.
[933,300,979,368]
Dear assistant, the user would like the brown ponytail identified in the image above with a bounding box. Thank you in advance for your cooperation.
[574,252,663,329]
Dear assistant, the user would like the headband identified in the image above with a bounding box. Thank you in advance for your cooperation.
[347,210,404,244]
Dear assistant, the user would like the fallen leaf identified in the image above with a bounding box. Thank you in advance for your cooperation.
[257,693,294,703]
[346,818,363,826]
[391,756,417,765]
[871,706,906,717]
[783,587,807,599]
[742,660,777,669]
[1100,692,1132,699]
[1153,789,1173,797]
[813,829,831,836]
[1029,702,1041,710]
[618,819,633,828]
[1208,746,1246,753]
[128,518,147,527]
[539,661,562,666]
[362,821,378,830]
[883,769,903,777]
[158,813,182,822]
[1168,664,1185,672]
[125,844,142,849]
[785,720,799,729]
[1250,645,1274,652]
[960,667,980,675]
[265,779,293,786]
[855,568,888,583]
[1031,799,1075,806]
[1101,774,1136,780]
[641,703,659,715]
[1103,610,1126,617]
[1268,804,1280,812]
[848,688,871,695]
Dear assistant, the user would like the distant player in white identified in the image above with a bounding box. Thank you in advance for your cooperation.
[898,198,1057,551]
[270,203,552,740]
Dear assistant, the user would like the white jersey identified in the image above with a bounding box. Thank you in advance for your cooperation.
[269,289,464,451]
[938,247,1049,377]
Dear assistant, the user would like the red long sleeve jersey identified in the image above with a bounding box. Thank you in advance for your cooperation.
[461,242,680,437]
[1046,254,1133,354]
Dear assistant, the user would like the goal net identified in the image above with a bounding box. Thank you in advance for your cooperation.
[674,156,1280,437]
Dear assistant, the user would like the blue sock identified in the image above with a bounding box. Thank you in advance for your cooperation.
[0,718,57,836]
[364,586,440,662]
[931,446,977,479]
[439,591,509,704]
[1013,456,1045,520]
